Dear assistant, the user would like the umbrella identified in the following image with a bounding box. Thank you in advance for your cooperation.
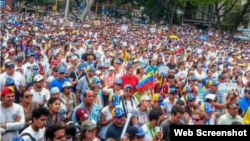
[199,35,208,41]
[170,35,179,39]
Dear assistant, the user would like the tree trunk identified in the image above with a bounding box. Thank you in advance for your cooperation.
[229,0,250,41]
[215,2,224,41]
[81,0,95,21]
[169,0,177,33]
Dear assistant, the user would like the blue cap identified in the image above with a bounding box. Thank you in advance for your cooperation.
[128,61,132,66]
[1,44,6,48]
[58,67,66,73]
[190,75,196,81]
[10,137,24,141]
[90,76,100,84]
[111,94,119,106]
[204,102,213,113]
[130,125,146,137]
[117,51,121,55]
[86,65,96,72]
[28,53,35,57]
[153,94,164,106]
[5,62,15,68]
[32,65,39,70]
[160,72,167,77]
[187,93,194,101]
[169,87,176,93]
[6,77,15,86]
[208,79,219,86]
[78,63,85,71]
[115,78,123,85]
[50,87,60,94]
[223,64,228,68]
[237,70,243,75]
[115,59,121,64]
[112,106,125,117]
[124,84,132,89]
[97,64,103,69]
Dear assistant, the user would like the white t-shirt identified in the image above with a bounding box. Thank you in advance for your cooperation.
[99,106,113,139]
[20,126,45,141]
[23,62,38,78]
[0,72,26,90]
[142,123,160,141]
[47,76,56,83]
[194,70,206,81]
[31,88,50,103]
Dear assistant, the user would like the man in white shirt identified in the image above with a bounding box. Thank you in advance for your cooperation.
[0,62,25,92]
[31,74,50,107]
[23,53,38,78]
[0,86,25,141]
[20,107,49,141]
[141,108,162,141]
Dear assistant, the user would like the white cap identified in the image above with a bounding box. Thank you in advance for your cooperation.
[151,56,157,61]
[205,94,216,101]
[71,55,78,60]
[109,66,115,71]
[50,87,60,94]
[140,95,151,102]
[96,70,101,75]
[133,59,139,63]
[33,74,44,82]
[62,81,73,88]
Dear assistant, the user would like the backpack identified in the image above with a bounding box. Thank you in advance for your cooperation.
[20,133,36,141]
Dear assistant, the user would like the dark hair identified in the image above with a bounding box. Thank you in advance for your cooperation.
[20,90,30,98]
[171,104,184,116]
[45,125,65,140]
[32,107,49,122]
[90,84,99,91]
[149,108,160,121]
[176,100,185,106]
[48,97,61,109]
[226,102,236,109]
[65,122,76,137]
[126,65,133,71]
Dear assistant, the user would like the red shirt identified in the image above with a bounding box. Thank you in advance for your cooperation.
[154,83,169,99]
[120,75,139,94]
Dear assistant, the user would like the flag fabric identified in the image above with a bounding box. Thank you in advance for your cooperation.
[136,75,154,91]
[146,70,154,77]
[6,5,11,11]
[158,77,163,91]
[243,107,250,125]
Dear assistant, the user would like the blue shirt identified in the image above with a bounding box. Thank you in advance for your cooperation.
[238,97,250,113]
[71,102,100,124]
[50,78,70,91]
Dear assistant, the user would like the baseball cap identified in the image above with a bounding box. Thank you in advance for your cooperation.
[109,66,115,71]
[6,77,15,86]
[15,56,23,61]
[244,88,250,93]
[86,65,96,72]
[204,102,213,113]
[124,84,132,89]
[115,59,121,64]
[10,137,24,141]
[218,74,224,79]
[109,94,119,106]
[51,59,58,65]
[153,94,164,106]
[33,74,44,82]
[191,86,198,92]
[71,55,78,60]
[115,78,123,85]
[80,120,96,131]
[5,62,14,68]
[169,87,177,94]
[1,86,14,95]
[75,107,89,120]
[28,53,35,57]
[112,106,125,118]
[62,81,73,88]
[208,79,219,86]
[50,87,60,94]
[95,70,101,75]
[182,86,193,93]
[32,65,39,70]
[58,67,66,73]
[129,125,146,137]
[186,93,195,101]
[140,95,150,102]
[97,64,103,69]
[205,94,216,101]
[190,75,196,81]
[89,76,100,84]
[151,56,157,61]
[78,63,85,71]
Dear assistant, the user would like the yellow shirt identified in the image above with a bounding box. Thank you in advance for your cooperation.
[121,51,129,62]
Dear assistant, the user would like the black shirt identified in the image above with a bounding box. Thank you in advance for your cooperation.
[166,62,177,70]
[161,119,185,141]
[81,53,96,61]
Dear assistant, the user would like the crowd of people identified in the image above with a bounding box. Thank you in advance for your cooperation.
[0,11,250,141]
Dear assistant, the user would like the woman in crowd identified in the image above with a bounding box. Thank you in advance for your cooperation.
[20,90,39,130]
[77,120,100,141]
[46,97,65,127]
[15,44,25,63]
[60,82,77,111]
[103,78,124,96]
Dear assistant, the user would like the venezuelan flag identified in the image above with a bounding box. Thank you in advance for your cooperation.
[136,75,154,91]
[146,70,154,77]
[158,77,163,91]
[6,5,11,11]
[243,107,250,125]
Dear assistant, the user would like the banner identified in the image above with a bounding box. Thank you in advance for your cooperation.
[121,25,128,31]
[150,28,156,33]
[0,0,5,8]
[218,83,237,96]
[94,20,100,26]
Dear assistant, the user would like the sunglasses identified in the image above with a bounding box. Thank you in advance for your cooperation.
[117,115,125,119]
[171,92,178,95]
[192,118,200,122]
[24,94,33,98]
[59,72,65,74]
[65,87,71,89]
[116,84,122,86]
[136,135,145,139]
[125,90,132,93]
